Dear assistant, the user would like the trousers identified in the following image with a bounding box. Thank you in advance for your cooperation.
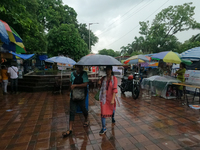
[69,98,88,121]
[101,110,115,128]
[10,78,18,93]
[2,80,8,93]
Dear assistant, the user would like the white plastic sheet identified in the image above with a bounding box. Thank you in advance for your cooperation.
[141,75,181,99]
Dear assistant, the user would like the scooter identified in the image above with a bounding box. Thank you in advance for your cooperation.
[119,72,140,99]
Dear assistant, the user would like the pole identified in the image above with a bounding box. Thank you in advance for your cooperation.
[89,23,91,52]
[88,23,99,52]
[60,69,62,94]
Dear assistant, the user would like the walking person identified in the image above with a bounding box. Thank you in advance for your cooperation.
[62,65,89,137]
[1,65,9,95]
[7,62,18,94]
[99,65,118,135]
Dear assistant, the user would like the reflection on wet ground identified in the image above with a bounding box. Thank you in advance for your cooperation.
[1,83,200,149]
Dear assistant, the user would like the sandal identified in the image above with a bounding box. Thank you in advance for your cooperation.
[62,130,72,138]
[83,121,90,127]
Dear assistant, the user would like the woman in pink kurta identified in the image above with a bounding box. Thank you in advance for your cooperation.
[99,66,118,135]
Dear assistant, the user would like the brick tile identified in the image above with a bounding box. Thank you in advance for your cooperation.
[134,134,149,143]
[16,134,32,143]
[145,144,161,150]
[1,86,200,150]
[12,142,29,150]
[178,138,197,146]
[37,132,50,140]
[161,141,182,150]
[35,139,49,149]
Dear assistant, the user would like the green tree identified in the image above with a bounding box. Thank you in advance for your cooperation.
[0,0,32,29]
[120,46,128,56]
[190,33,200,42]
[98,49,120,57]
[78,23,98,52]
[0,0,47,53]
[47,24,89,61]
[37,0,78,31]
[131,51,143,56]
[120,3,200,54]
[0,0,99,54]
[177,33,200,53]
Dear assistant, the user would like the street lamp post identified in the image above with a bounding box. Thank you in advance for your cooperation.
[89,23,98,52]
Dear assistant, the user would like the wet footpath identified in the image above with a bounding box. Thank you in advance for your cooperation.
[0,87,200,150]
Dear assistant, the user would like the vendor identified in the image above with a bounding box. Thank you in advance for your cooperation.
[175,63,186,98]
[164,65,171,76]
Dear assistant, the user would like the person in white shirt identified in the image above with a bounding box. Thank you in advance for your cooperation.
[7,63,18,94]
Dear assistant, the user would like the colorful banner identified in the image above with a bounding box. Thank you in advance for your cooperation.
[57,63,72,67]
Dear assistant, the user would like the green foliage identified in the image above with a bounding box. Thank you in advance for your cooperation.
[0,0,47,53]
[177,41,200,53]
[120,3,200,55]
[78,23,98,51]
[190,33,200,42]
[0,0,97,56]
[98,49,121,57]
[37,0,78,31]
[47,24,89,61]
[130,51,143,56]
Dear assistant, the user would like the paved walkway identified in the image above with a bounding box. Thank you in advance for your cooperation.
[0,88,200,150]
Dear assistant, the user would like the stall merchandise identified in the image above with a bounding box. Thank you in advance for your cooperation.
[141,75,181,99]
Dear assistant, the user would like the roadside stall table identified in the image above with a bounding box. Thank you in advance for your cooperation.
[141,75,181,99]
[172,82,200,106]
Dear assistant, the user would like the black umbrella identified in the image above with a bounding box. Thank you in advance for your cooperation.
[76,54,122,66]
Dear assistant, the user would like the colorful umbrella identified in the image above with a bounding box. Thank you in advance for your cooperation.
[151,51,192,65]
[163,51,181,64]
[151,51,169,60]
[124,55,149,64]
[2,42,26,53]
[128,59,145,64]
[0,20,23,44]
[0,20,25,53]
[0,21,9,45]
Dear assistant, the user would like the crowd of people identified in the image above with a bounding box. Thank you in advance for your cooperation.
[0,60,186,137]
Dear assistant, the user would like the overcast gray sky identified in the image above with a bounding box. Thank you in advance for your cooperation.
[63,0,200,53]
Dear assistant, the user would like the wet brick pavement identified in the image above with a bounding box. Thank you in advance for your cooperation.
[0,88,200,150]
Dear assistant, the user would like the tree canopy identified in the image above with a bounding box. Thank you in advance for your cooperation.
[47,24,89,61]
[98,49,120,57]
[0,0,98,57]
[120,2,200,55]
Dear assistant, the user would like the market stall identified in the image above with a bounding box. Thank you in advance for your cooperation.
[141,51,191,99]
[141,75,181,99]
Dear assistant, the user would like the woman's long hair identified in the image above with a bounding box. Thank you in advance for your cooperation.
[106,65,114,76]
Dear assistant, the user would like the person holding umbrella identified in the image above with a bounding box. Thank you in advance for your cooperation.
[98,65,118,135]
[62,65,89,138]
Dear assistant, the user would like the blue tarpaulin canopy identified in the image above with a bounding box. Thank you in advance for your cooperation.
[9,51,34,60]
[39,55,48,60]
[181,47,200,60]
